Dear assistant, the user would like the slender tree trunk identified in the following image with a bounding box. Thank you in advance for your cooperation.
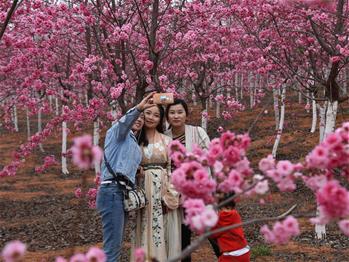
[249,73,254,109]
[26,108,31,139]
[315,100,338,239]
[216,91,220,118]
[343,67,348,95]
[62,120,69,175]
[273,87,280,131]
[240,73,244,101]
[234,74,239,100]
[49,95,53,111]
[38,108,44,152]
[201,100,208,131]
[298,91,302,104]
[272,86,286,158]
[12,105,19,132]
[305,91,310,113]
[93,119,101,175]
[310,93,317,133]
[55,97,59,116]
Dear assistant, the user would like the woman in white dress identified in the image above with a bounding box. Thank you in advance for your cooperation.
[165,99,212,261]
[132,104,181,261]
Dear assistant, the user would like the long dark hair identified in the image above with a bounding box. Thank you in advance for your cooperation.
[138,104,165,146]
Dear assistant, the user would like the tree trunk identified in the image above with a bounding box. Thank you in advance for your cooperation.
[315,100,338,239]
[49,95,53,111]
[55,97,59,116]
[273,87,280,131]
[26,108,31,139]
[93,119,101,175]
[240,73,244,101]
[310,93,317,133]
[38,108,44,152]
[13,105,19,132]
[62,120,69,175]
[216,93,220,118]
[249,73,254,109]
[234,73,239,100]
[201,100,208,132]
[272,86,286,158]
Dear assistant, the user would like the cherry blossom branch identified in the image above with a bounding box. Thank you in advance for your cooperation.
[166,204,299,262]
[216,180,261,209]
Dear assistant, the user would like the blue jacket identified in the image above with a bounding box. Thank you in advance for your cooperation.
[101,107,142,184]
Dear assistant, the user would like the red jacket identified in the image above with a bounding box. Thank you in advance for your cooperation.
[211,209,248,253]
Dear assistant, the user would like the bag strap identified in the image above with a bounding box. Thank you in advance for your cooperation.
[103,153,134,190]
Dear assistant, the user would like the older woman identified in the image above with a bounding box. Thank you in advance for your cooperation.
[165,98,211,262]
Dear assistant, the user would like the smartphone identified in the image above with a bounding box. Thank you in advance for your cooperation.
[153,93,174,105]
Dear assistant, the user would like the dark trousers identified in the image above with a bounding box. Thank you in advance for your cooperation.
[181,224,221,262]
[181,223,192,262]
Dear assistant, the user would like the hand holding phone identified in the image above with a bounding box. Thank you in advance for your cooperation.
[153,93,174,105]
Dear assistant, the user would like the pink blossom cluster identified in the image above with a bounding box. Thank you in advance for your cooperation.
[171,161,216,203]
[74,173,101,209]
[35,155,58,174]
[55,246,105,262]
[0,116,64,177]
[183,199,218,233]
[133,248,146,262]
[260,216,300,244]
[1,240,26,262]
[169,131,253,200]
[258,155,303,192]
[306,122,349,174]
[311,180,349,225]
[70,135,103,170]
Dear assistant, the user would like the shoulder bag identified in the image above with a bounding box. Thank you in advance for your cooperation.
[103,154,147,212]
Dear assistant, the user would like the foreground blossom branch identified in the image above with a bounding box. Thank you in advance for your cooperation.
[167,204,298,262]
[216,180,260,209]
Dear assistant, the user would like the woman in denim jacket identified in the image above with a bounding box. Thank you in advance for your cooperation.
[96,92,154,262]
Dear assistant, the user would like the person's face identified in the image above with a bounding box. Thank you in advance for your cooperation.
[131,113,144,133]
[167,104,187,128]
[144,106,161,129]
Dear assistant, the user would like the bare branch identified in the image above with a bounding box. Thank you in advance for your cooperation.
[0,0,19,41]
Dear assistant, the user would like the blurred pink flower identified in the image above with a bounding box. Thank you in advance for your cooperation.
[1,240,26,262]
[134,248,145,262]
[69,253,87,262]
[259,155,275,173]
[55,256,68,262]
[338,220,349,236]
[86,247,106,262]
[71,135,103,170]
[316,180,349,221]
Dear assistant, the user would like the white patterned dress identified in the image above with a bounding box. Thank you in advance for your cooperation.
[131,133,181,261]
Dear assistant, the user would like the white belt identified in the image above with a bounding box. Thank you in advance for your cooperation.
[101,180,117,185]
[222,245,250,257]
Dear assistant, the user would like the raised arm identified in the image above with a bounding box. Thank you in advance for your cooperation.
[109,92,156,141]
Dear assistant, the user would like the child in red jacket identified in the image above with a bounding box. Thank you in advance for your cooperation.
[210,196,250,262]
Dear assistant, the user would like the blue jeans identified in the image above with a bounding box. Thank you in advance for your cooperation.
[97,183,125,262]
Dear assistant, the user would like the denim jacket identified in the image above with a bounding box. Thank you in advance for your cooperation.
[101,107,142,184]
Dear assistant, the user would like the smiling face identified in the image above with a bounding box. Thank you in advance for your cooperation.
[167,104,187,128]
[131,113,145,133]
[144,105,161,130]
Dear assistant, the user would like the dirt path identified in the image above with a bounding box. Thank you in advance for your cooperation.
[1,97,349,261]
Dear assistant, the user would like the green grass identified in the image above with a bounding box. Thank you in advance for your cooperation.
[251,244,272,259]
